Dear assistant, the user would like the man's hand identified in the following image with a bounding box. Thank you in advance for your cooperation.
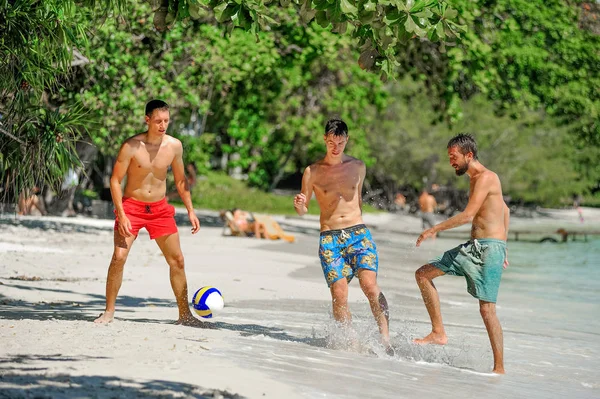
[117,214,133,237]
[189,211,200,234]
[294,193,307,214]
[503,248,509,269]
[416,228,436,247]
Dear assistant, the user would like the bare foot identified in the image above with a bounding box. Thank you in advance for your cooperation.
[493,368,505,374]
[175,316,216,328]
[385,345,395,356]
[413,332,448,345]
[94,311,114,324]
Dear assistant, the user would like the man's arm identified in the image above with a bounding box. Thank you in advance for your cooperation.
[503,203,510,268]
[171,140,194,212]
[417,172,495,246]
[503,203,510,240]
[111,141,134,236]
[171,139,200,233]
[358,161,366,211]
[294,166,313,216]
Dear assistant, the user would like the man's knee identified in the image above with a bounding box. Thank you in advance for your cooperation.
[480,303,496,319]
[330,281,348,302]
[359,279,379,299]
[167,253,185,270]
[415,265,431,283]
[111,249,129,265]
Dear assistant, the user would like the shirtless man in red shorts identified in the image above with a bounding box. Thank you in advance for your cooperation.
[94,100,205,326]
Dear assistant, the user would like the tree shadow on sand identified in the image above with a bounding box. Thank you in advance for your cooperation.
[1,281,328,349]
[0,282,177,322]
[0,354,244,398]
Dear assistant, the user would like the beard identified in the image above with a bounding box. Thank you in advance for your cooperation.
[455,161,469,176]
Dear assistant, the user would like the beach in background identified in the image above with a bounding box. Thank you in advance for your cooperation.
[1,208,599,398]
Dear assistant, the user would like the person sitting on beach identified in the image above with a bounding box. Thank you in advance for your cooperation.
[18,186,47,216]
[231,208,266,239]
[414,133,510,374]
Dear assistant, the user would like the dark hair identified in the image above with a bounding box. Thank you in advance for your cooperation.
[447,133,478,160]
[324,119,348,137]
[145,100,169,117]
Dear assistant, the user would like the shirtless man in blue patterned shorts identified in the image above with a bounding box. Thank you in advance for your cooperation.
[293,119,391,354]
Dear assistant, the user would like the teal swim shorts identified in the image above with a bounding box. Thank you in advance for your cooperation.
[430,239,506,303]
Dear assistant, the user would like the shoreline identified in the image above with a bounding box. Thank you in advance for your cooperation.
[1,208,599,398]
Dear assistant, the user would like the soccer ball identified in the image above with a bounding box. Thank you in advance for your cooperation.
[191,286,224,318]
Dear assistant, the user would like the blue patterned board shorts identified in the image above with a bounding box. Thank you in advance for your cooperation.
[319,224,379,287]
[430,239,506,303]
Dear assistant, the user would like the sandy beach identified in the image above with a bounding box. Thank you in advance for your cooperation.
[1,208,599,398]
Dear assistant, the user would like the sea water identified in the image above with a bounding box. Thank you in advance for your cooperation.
[210,234,600,399]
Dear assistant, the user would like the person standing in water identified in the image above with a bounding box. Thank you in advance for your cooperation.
[94,100,206,327]
[419,188,438,237]
[293,119,391,353]
[414,133,510,373]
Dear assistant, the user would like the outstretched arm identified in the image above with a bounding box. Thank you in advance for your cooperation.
[417,173,494,246]
[294,166,313,216]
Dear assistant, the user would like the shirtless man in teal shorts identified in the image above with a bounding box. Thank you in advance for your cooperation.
[414,133,510,374]
[293,119,391,353]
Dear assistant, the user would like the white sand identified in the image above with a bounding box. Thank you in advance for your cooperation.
[1,208,599,398]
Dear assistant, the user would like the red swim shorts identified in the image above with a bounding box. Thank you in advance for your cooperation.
[114,197,178,240]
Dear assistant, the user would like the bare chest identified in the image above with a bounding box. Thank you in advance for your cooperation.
[129,145,173,174]
[313,167,361,198]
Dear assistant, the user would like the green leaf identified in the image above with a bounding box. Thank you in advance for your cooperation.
[340,0,358,15]
[404,14,416,33]
[316,10,330,27]
[213,2,228,20]
[443,7,457,20]
[435,22,444,39]
[363,1,376,12]
[189,3,201,19]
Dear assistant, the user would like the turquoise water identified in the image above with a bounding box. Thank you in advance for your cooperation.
[502,240,600,336]
[2,219,598,398]
[219,234,600,398]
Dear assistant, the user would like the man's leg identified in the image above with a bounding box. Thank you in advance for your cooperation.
[330,278,351,325]
[479,300,505,374]
[357,269,390,347]
[155,233,210,327]
[413,263,448,344]
[94,230,136,323]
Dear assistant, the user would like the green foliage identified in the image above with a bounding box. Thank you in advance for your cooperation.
[368,78,589,206]
[393,0,600,177]
[67,3,386,190]
[0,105,86,194]
[153,0,464,79]
[1,0,597,211]
[0,0,92,195]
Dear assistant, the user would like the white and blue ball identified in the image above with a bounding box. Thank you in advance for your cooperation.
[191,286,224,318]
